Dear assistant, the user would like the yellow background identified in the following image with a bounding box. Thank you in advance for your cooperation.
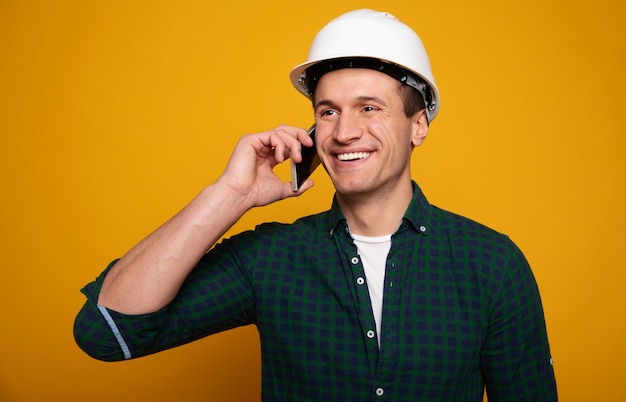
[1,0,624,400]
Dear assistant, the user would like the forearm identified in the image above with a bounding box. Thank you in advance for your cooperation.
[97,182,251,315]
[96,126,313,315]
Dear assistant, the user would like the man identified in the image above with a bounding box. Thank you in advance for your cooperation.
[74,9,557,401]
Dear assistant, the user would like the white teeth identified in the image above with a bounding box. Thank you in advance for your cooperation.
[337,152,370,161]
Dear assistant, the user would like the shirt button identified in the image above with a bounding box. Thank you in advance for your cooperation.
[366,330,375,339]
[351,256,359,265]
[419,225,427,232]
[356,277,365,285]
[376,387,384,396]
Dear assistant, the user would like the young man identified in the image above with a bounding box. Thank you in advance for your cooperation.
[75,9,557,401]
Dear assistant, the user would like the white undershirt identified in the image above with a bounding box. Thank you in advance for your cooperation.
[351,233,392,347]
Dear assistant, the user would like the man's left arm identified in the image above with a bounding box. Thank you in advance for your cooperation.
[481,239,558,401]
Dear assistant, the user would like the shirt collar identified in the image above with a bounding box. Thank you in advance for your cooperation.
[326,181,433,238]
[402,181,432,236]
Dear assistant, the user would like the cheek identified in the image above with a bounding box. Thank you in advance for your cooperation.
[314,125,333,150]
[386,133,416,163]
[315,135,333,167]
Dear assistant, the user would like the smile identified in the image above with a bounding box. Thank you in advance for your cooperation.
[337,152,370,161]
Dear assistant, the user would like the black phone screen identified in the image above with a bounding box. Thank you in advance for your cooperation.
[291,125,321,191]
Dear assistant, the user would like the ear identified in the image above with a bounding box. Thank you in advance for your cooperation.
[411,109,429,147]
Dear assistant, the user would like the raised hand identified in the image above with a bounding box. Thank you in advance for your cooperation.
[216,125,315,209]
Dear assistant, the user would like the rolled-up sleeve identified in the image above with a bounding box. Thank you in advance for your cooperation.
[73,260,175,361]
[74,237,258,361]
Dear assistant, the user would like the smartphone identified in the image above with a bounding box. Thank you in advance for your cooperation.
[291,125,320,191]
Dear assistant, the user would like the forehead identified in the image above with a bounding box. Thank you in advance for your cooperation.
[315,68,401,98]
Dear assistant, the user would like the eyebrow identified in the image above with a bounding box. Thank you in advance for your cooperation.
[356,96,387,106]
[314,99,335,110]
[314,96,388,111]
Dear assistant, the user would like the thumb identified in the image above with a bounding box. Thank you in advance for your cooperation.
[286,178,315,198]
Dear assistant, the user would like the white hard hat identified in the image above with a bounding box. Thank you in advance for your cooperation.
[290,9,440,122]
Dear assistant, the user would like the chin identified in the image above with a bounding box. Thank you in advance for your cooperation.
[332,177,376,196]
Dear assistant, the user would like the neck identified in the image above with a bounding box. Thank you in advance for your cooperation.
[337,180,413,237]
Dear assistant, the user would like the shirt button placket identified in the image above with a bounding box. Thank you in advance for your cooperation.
[350,255,376,344]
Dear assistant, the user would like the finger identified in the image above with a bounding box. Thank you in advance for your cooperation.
[267,127,301,163]
[274,126,313,163]
[285,178,315,197]
[296,128,314,147]
[255,129,287,164]
[272,142,286,164]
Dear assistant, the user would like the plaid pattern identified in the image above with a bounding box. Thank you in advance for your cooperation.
[74,182,557,401]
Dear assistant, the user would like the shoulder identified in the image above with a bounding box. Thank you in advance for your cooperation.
[421,206,541,312]
[256,210,330,237]
[426,204,531,279]
[407,182,515,252]
[430,205,516,249]
[217,210,332,253]
[206,210,335,281]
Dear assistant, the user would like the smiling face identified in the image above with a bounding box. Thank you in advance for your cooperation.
[313,68,429,200]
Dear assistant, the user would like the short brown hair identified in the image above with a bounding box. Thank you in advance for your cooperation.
[397,82,426,118]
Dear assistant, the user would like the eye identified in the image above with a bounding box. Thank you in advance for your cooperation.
[319,109,337,118]
[363,106,378,112]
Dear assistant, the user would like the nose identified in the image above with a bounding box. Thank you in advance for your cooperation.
[333,115,363,144]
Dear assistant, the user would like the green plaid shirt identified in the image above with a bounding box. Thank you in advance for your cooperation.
[75,182,557,401]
